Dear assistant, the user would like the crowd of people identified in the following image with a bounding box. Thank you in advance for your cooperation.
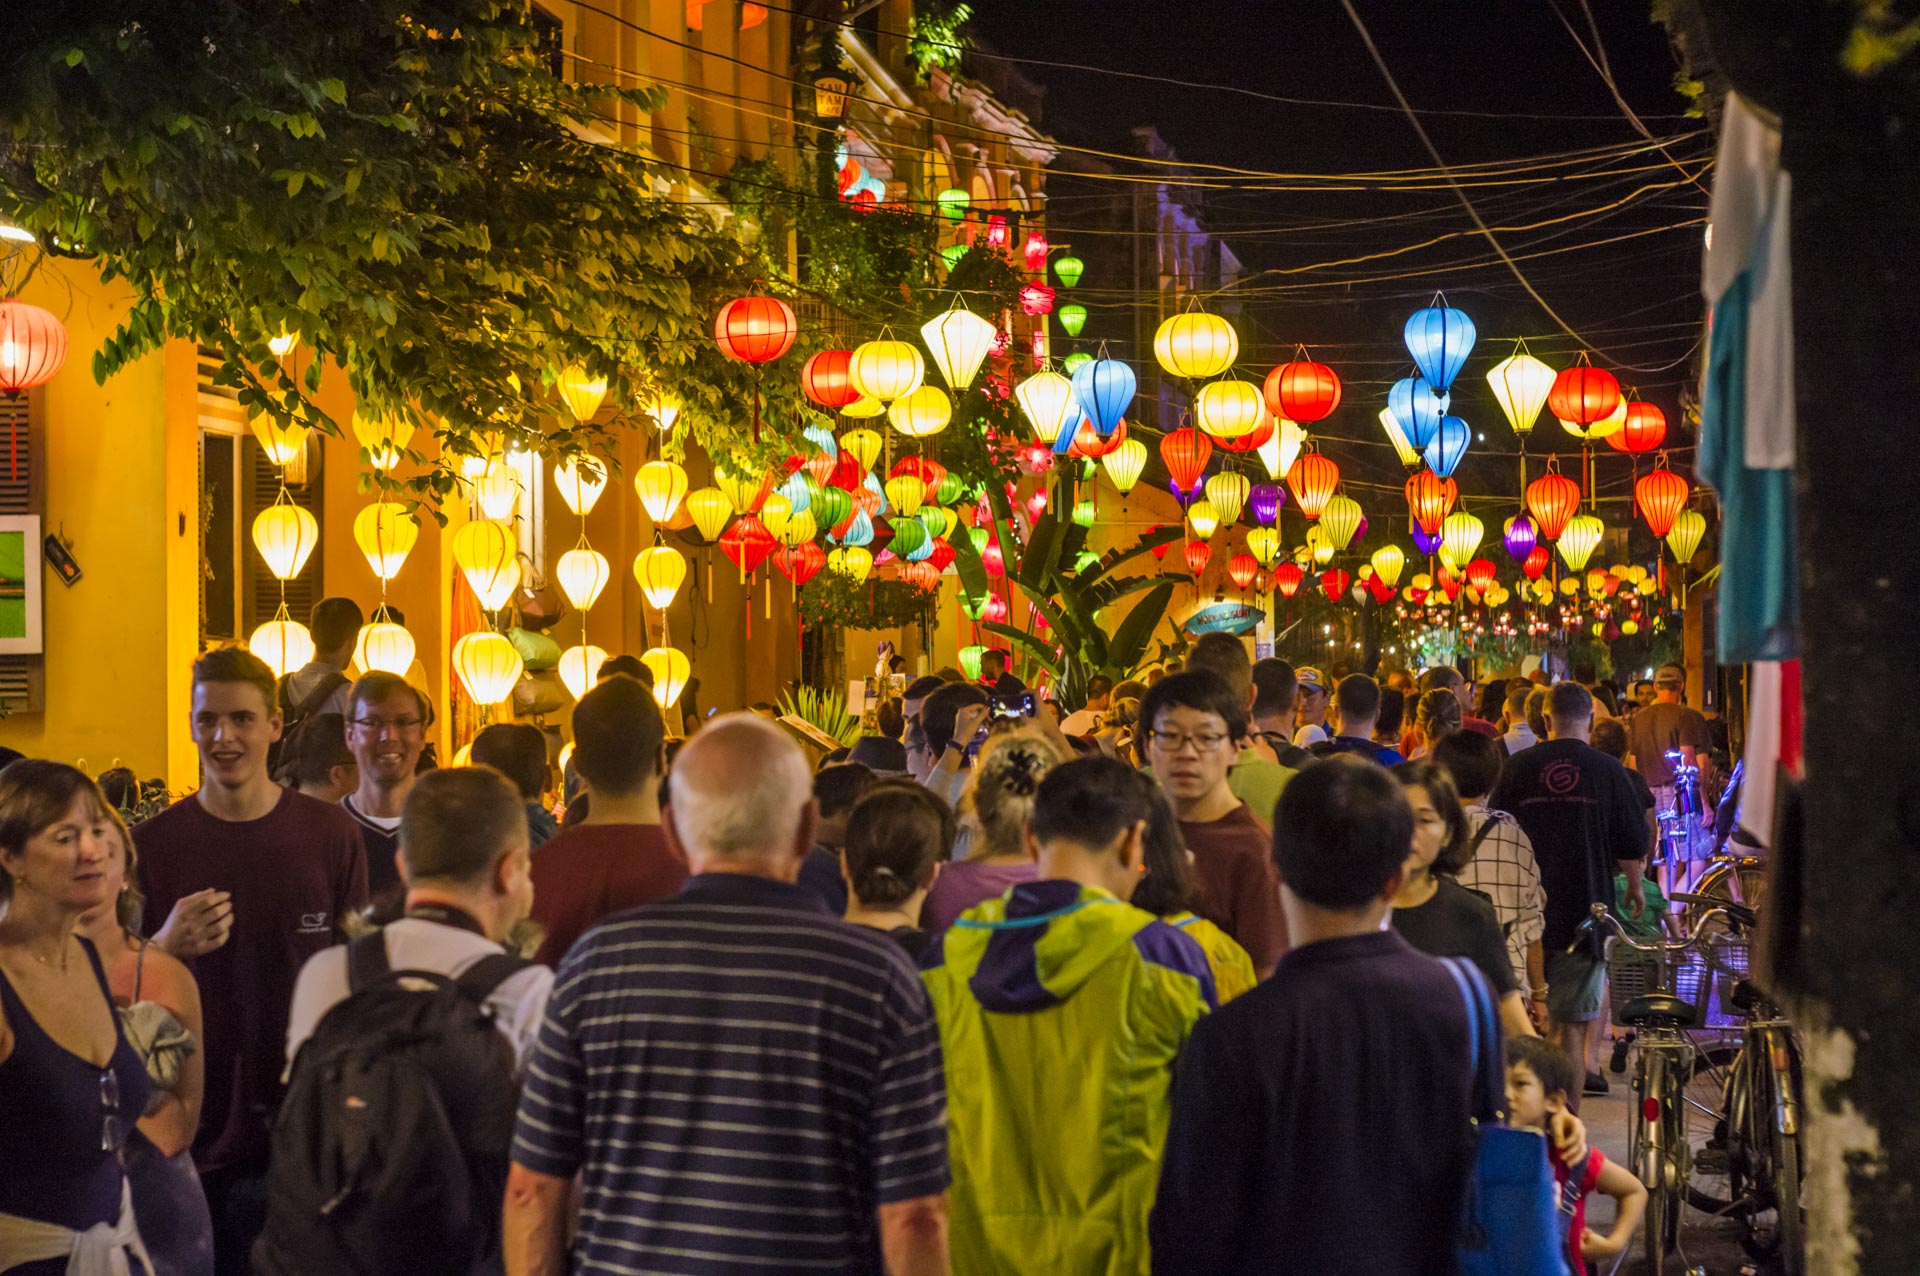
[0,592,1725,1275]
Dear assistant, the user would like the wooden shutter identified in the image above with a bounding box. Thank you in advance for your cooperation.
[0,393,43,711]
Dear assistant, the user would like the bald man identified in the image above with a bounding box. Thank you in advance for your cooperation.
[505,715,952,1276]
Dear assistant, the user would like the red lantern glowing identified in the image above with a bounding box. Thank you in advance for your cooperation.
[1547,360,1621,427]
[801,349,861,409]
[985,216,1010,251]
[1405,470,1458,537]
[982,540,1006,577]
[774,541,826,588]
[713,295,798,364]
[1228,553,1258,591]
[1159,428,1212,495]
[718,514,777,575]
[1067,417,1128,459]
[1524,469,1582,541]
[1022,231,1049,273]
[1264,359,1342,424]
[1184,540,1212,578]
[1607,401,1667,455]
[1286,453,1340,520]
[0,300,69,395]
[1214,416,1274,455]
[1522,545,1551,580]
[1465,558,1497,593]
[1437,566,1462,601]
[1321,568,1351,603]
[1273,562,1304,598]
[1149,527,1172,562]
[928,539,956,573]
[1368,576,1395,605]
[1635,465,1691,537]
[1019,283,1055,316]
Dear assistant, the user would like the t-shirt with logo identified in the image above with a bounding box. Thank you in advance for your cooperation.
[135,788,369,1172]
[1488,739,1650,951]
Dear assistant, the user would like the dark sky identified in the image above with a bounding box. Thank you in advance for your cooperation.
[964,0,1706,506]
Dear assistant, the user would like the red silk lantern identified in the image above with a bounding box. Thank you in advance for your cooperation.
[1465,558,1497,593]
[774,541,826,587]
[1547,359,1621,427]
[1522,545,1551,580]
[1437,566,1462,601]
[827,449,866,491]
[1607,401,1667,455]
[801,349,861,409]
[713,296,798,364]
[1524,469,1582,540]
[1635,465,1691,537]
[982,540,1006,577]
[927,539,956,573]
[1022,231,1049,273]
[1214,416,1274,455]
[1228,553,1258,591]
[1368,575,1396,605]
[1159,428,1212,494]
[718,514,777,576]
[1404,470,1458,537]
[1019,283,1055,316]
[985,216,1010,251]
[0,300,69,395]
[1286,453,1339,520]
[1264,359,1342,424]
[1183,540,1212,578]
[983,595,1010,624]
[1321,568,1351,603]
[1273,562,1304,598]
[1149,527,1172,562]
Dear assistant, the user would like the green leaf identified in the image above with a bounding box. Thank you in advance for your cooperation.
[1108,581,1178,676]
[62,48,84,68]
[981,622,1062,683]
[286,171,306,197]
[949,520,990,603]
[320,77,347,105]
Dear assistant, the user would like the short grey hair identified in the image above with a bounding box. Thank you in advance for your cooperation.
[667,713,811,860]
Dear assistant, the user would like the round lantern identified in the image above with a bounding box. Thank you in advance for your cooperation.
[353,502,419,581]
[775,540,827,587]
[713,295,798,364]
[889,516,930,560]
[558,644,608,702]
[920,304,997,392]
[355,621,416,676]
[453,631,525,705]
[1547,358,1622,428]
[1153,311,1239,380]
[1259,419,1308,484]
[1228,554,1258,591]
[1054,255,1085,288]
[1160,428,1213,496]
[1183,540,1212,578]
[1403,299,1477,392]
[1556,514,1605,571]
[1486,345,1555,438]
[1387,375,1449,451]
[352,410,416,473]
[1270,562,1302,598]
[556,547,611,611]
[640,646,692,708]
[1522,545,1551,580]
[249,615,315,678]
[0,299,69,395]
[457,431,505,481]
[801,350,862,409]
[249,412,311,469]
[1186,500,1221,540]
[1103,439,1148,494]
[1404,470,1456,537]
[1194,378,1265,440]
[1440,511,1484,569]
[553,457,608,516]
[1204,472,1249,527]
[1465,559,1497,593]
[1321,567,1352,603]
[1264,358,1342,424]
[1014,368,1077,445]
[1636,464,1691,537]
[1071,357,1135,438]
[684,487,732,543]
[1247,527,1281,566]
[453,518,520,611]
[556,365,608,424]
[849,334,926,402]
[1667,509,1707,564]
[1248,483,1283,525]
[253,503,319,581]
[1371,544,1406,588]
[635,460,689,524]
[1502,514,1538,563]
[1287,453,1339,520]
[1524,469,1581,541]
[1608,401,1668,455]
[937,187,970,220]
[1322,494,1363,552]
[1305,525,1335,567]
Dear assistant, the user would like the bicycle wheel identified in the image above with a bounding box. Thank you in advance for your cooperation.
[1638,1051,1678,1275]
[1684,1042,1741,1213]
[1739,1054,1806,1271]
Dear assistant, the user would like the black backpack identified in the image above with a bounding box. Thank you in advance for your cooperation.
[267,669,350,780]
[255,931,531,1276]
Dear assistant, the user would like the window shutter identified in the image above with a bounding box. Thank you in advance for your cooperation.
[242,432,325,633]
[0,393,43,711]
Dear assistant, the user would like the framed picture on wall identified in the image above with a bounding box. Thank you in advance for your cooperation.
[0,516,44,655]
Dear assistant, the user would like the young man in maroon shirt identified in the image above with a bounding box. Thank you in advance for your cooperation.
[134,647,369,1276]
[529,672,688,967]
[1142,670,1287,979]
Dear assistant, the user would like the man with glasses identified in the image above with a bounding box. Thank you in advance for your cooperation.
[341,671,432,920]
[1141,670,1287,979]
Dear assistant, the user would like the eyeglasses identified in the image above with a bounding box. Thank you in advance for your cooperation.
[350,716,425,735]
[1146,729,1230,755]
[100,1067,122,1153]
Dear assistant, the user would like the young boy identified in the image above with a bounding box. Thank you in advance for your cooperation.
[1506,1035,1648,1271]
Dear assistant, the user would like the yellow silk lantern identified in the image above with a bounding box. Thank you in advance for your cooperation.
[1306,525,1334,566]
[352,410,415,472]
[887,386,952,438]
[353,502,420,581]
[640,647,690,708]
[556,547,611,611]
[249,413,311,468]
[921,304,997,392]
[1247,526,1281,566]
[1153,311,1238,379]
[1440,511,1484,571]
[355,621,416,676]
[1371,544,1406,587]
[1487,348,1556,437]
[760,491,794,541]
[1102,439,1148,494]
[714,467,763,516]
[1557,514,1604,571]
[839,429,883,472]
[553,458,608,516]
[634,546,687,610]
[1666,509,1705,564]
[473,465,521,520]
[926,506,959,540]
[840,395,886,419]
[252,503,319,581]
[645,391,681,434]
[779,510,818,548]
[1377,408,1420,469]
[828,546,873,583]
[557,365,609,424]
[1258,420,1308,482]
[1194,379,1264,440]
[1204,472,1249,527]
[848,335,925,402]
[1559,576,1581,597]
[1015,369,1077,445]
[884,476,927,518]
[685,487,732,542]
[453,518,519,611]
[453,631,524,705]
[558,644,608,701]
[1186,499,1220,540]
[249,611,314,677]
[1559,399,1627,441]
[635,461,689,524]
[1322,494,1363,552]
[459,431,505,480]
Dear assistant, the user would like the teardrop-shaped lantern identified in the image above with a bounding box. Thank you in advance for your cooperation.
[1186,500,1221,540]
[356,621,416,676]
[1503,514,1538,563]
[1286,453,1340,520]
[1440,511,1485,570]
[1015,368,1078,445]
[1486,345,1556,438]
[1257,419,1308,483]
[249,412,311,468]
[684,487,732,543]
[634,460,689,524]
[253,502,319,580]
[1666,509,1706,564]
[454,631,525,705]
[1556,514,1605,571]
[1370,544,1407,588]
[920,304,997,392]
[556,547,611,611]
[1405,470,1459,537]
[1247,527,1281,566]
[473,465,522,520]
[553,457,608,516]
[1102,439,1148,494]
[1070,356,1135,440]
[556,365,609,424]
[1377,408,1421,470]
[633,545,688,610]
[1422,415,1471,479]
[352,410,416,473]
[1204,472,1249,527]
[452,519,520,611]
[1636,465,1691,537]
[353,502,419,581]
[1524,469,1582,541]
[1387,376,1450,451]
[1322,495,1363,552]
[640,647,691,708]
[249,612,315,678]
[558,644,608,701]
[1403,298,1476,392]
[1159,428,1213,495]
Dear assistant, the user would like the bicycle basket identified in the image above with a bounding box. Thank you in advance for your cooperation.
[1606,940,1706,1028]
[1698,933,1752,1030]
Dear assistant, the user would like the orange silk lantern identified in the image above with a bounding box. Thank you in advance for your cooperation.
[1546,357,1621,428]
[801,349,861,409]
[1635,463,1691,537]
[1159,427,1212,495]
[0,299,69,395]
[1607,400,1667,455]
[1228,553,1258,591]
[1524,468,1582,541]
[1214,416,1274,455]
[1273,562,1304,598]
[1183,540,1212,578]
[1404,470,1458,537]
[1263,358,1342,424]
[713,295,798,364]
[1285,453,1339,520]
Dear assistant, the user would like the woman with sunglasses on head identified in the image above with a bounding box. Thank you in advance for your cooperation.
[0,761,154,1273]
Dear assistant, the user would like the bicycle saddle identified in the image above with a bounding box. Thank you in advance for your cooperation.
[1620,993,1698,1027]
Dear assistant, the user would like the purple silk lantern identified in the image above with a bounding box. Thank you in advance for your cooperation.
[1503,513,1538,563]
[1353,513,1369,543]
[1248,483,1284,525]
[1412,523,1442,556]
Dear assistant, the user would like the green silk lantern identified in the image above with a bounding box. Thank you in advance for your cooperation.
[1054,255,1085,288]
[958,643,986,679]
[938,188,970,221]
[1058,303,1088,337]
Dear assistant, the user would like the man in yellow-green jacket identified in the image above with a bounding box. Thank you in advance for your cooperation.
[921,756,1216,1275]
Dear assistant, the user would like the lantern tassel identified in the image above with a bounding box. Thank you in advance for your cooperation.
[765,573,771,620]
[752,383,762,445]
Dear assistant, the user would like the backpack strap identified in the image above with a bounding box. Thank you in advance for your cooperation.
[346,931,391,994]
[1441,956,1504,1123]
[453,953,534,1003]
[293,670,350,720]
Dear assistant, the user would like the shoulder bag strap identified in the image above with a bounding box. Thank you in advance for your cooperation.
[1441,956,1503,1123]
[346,930,391,993]
[1467,815,1500,855]
[453,953,534,1003]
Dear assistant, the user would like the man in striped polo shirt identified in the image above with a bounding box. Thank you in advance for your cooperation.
[504,714,951,1276]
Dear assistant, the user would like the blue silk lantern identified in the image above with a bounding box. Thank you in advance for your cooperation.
[1423,415,1471,478]
[1403,300,1477,392]
[777,471,812,516]
[1069,356,1135,442]
[1412,522,1443,556]
[803,422,837,455]
[862,470,890,516]
[1388,376,1450,451]
[835,508,874,547]
[1248,483,1284,525]
[1503,513,1538,563]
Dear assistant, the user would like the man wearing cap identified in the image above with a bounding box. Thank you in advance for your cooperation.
[1627,664,1714,821]
[1291,668,1332,748]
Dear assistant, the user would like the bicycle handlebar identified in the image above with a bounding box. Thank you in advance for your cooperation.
[1572,901,1731,956]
